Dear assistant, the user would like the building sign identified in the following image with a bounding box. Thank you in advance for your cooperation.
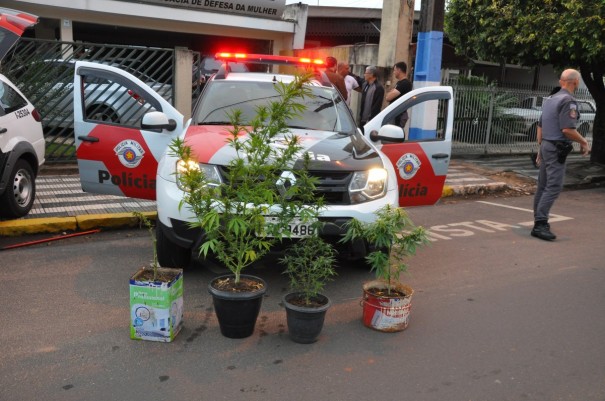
[133,0,286,20]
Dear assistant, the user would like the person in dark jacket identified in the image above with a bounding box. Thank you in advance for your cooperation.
[359,65,384,125]
[319,56,348,102]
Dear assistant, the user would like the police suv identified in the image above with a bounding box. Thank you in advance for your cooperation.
[72,53,454,268]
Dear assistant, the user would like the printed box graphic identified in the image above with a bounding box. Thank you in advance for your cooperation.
[129,268,183,342]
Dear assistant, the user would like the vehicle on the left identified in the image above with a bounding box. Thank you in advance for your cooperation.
[0,8,44,218]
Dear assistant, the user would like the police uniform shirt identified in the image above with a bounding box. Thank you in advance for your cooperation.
[538,88,580,142]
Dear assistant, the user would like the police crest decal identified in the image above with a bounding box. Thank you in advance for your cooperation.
[114,140,145,168]
[569,103,578,119]
[396,153,421,180]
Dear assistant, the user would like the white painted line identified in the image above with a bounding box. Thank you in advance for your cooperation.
[476,201,573,226]
[476,201,534,212]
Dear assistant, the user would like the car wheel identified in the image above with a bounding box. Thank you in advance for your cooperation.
[156,223,192,269]
[578,123,590,137]
[0,159,36,218]
[528,123,539,142]
[86,105,119,123]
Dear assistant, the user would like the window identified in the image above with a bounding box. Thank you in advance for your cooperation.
[578,101,595,113]
[194,82,356,133]
[0,81,27,116]
[79,69,161,127]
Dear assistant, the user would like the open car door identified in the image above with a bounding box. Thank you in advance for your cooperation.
[73,61,182,200]
[364,86,453,207]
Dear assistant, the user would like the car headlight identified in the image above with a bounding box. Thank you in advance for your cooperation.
[175,159,222,192]
[349,168,387,204]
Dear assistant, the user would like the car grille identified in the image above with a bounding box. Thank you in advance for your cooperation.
[308,170,352,204]
[216,166,353,205]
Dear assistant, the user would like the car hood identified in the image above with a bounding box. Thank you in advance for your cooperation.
[0,8,38,61]
[183,125,383,171]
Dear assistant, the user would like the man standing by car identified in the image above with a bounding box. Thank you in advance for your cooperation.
[385,61,412,129]
[337,61,361,107]
[532,69,591,241]
[359,65,384,125]
[320,56,347,102]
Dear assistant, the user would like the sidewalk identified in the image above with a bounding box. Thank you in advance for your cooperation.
[1,155,603,237]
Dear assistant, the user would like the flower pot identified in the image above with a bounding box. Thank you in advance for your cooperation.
[208,274,267,339]
[361,280,414,333]
[283,292,331,344]
[129,267,184,342]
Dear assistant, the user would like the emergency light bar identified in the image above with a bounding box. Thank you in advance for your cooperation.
[215,52,324,66]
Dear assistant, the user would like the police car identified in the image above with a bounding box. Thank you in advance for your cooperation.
[0,8,44,219]
[72,53,454,268]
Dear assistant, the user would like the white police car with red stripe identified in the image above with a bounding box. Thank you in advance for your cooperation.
[0,8,45,219]
[73,53,454,268]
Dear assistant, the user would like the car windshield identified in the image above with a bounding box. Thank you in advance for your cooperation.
[193,81,356,133]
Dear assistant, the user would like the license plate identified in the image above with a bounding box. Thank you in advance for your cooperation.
[264,217,315,238]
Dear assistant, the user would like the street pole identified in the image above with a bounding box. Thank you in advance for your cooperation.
[408,0,445,140]
[377,0,415,86]
[413,0,445,90]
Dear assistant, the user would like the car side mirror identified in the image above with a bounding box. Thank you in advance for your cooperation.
[369,124,405,143]
[141,111,177,131]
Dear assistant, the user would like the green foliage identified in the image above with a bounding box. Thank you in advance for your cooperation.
[280,236,337,306]
[133,211,159,281]
[445,0,605,68]
[172,73,325,284]
[445,0,605,161]
[340,205,428,295]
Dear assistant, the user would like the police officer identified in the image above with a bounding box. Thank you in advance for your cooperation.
[532,69,591,241]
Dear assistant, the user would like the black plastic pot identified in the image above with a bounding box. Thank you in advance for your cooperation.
[283,292,331,344]
[208,274,267,339]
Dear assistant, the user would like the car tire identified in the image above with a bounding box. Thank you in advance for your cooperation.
[156,223,192,269]
[528,123,539,142]
[0,159,36,218]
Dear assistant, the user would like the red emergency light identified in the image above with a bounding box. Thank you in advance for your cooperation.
[215,52,324,67]
[0,7,38,35]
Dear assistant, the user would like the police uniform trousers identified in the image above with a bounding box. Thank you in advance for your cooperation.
[533,140,566,222]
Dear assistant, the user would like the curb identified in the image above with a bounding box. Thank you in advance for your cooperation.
[0,211,157,237]
[441,182,509,197]
[2,183,514,237]
[3,183,513,237]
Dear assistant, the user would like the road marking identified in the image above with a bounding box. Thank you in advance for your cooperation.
[476,201,534,212]
[476,200,574,227]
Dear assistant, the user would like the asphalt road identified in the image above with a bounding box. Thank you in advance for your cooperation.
[1,188,604,401]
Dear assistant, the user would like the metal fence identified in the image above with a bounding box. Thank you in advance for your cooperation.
[447,78,595,155]
[1,38,189,163]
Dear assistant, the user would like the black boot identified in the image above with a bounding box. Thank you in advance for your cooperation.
[531,221,556,241]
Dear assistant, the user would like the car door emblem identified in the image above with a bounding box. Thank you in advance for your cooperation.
[115,139,145,168]
[396,153,421,180]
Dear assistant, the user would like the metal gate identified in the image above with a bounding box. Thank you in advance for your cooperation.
[446,78,595,155]
[1,38,194,163]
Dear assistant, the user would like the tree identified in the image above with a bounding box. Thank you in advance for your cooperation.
[445,0,605,163]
